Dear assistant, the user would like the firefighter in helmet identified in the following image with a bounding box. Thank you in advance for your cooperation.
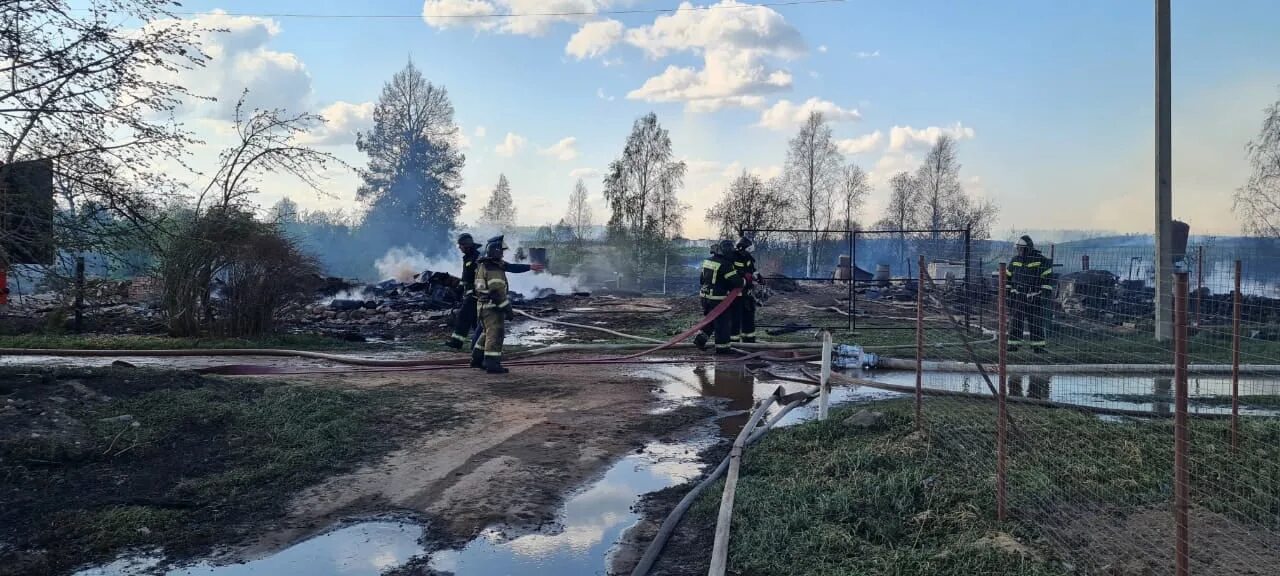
[730,236,759,343]
[444,233,481,349]
[694,240,745,355]
[471,235,540,373]
[1006,235,1054,353]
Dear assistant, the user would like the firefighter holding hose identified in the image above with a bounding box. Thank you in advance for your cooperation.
[1006,235,1054,353]
[694,240,744,355]
[730,236,758,344]
[444,233,481,350]
[471,235,542,374]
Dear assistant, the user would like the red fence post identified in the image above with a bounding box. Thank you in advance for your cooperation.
[1232,260,1242,452]
[915,255,925,431]
[1174,271,1190,576]
[997,262,1008,523]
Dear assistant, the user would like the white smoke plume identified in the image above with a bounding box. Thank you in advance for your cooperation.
[373,245,582,297]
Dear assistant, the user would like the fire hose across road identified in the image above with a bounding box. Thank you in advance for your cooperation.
[0,289,822,375]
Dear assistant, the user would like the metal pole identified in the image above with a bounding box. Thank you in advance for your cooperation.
[849,230,856,331]
[963,228,972,332]
[997,262,1009,522]
[819,331,832,420]
[1195,246,1203,327]
[915,255,926,430]
[74,255,85,333]
[1232,260,1242,452]
[1173,271,1190,576]
[1154,0,1174,341]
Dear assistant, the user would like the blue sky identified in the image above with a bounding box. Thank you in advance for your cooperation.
[160,0,1280,239]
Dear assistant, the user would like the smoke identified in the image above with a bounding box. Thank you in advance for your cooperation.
[373,245,582,296]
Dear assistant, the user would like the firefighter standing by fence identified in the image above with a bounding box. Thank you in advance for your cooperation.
[694,240,744,355]
[730,236,758,343]
[444,233,481,350]
[471,235,540,373]
[1006,235,1054,353]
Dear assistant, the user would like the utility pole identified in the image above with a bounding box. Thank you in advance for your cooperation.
[1154,0,1174,341]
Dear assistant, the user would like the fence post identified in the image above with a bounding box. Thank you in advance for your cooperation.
[1173,271,1190,576]
[997,262,1008,522]
[1232,260,1242,452]
[963,228,972,331]
[1195,245,1203,327]
[819,330,832,420]
[74,256,85,333]
[915,255,925,431]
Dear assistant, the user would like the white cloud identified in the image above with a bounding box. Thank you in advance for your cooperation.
[474,125,487,138]
[817,44,828,53]
[836,130,883,155]
[868,152,920,186]
[570,167,600,180]
[145,10,313,118]
[540,137,579,161]
[296,101,374,146]
[684,158,724,176]
[495,132,527,157]
[627,49,791,111]
[422,0,606,36]
[624,1,805,112]
[566,19,624,59]
[456,129,473,150]
[855,50,881,59]
[888,123,976,150]
[757,97,861,131]
[596,87,615,101]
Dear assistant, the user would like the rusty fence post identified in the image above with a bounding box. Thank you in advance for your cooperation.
[1173,271,1190,576]
[915,255,925,431]
[997,262,1008,522]
[1232,260,1242,452]
[1195,245,1203,327]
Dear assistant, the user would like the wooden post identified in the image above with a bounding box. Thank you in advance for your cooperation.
[1173,271,1190,576]
[1232,260,1242,452]
[819,331,832,420]
[997,262,1008,522]
[74,256,85,333]
[915,255,925,430]
[708,389,781,576]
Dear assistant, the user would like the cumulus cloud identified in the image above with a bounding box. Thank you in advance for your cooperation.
[495,132,527,157]
[836,130,883,155]
[145,10,312,118]
[855,50,880,59]
[570,167,600,180]
[296,101,374,146]
[817,44,828,53]
[566,19,624,59]
[624,1,805,112]
[596,87,614,101]
[627,49,790,111]
[422,0,606,36]
[474,125,487,138]
[757,97,861,131]
[888,122,976,150]
[540,137,579,161]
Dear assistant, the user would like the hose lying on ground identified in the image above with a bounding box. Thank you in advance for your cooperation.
[629,385,820,576]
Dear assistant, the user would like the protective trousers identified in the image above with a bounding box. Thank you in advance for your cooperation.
[1008,293,1046,348]
[700,297,732,353]
[450,294,478,346]
[729,294,757,342]
[475,307,506,360]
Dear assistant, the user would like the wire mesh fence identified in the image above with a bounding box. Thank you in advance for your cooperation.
[875,239,1280,575]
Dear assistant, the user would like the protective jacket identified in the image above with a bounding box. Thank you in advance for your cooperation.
[700,253,744,300]
[1008,249,1054,297]
[733,250,757,291]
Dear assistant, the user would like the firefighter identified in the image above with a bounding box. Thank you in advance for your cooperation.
[444,233,481,349]
[694,240,745,355]
[730,236,759,343]
[471,236,541,373]
[1006,235,1054,353]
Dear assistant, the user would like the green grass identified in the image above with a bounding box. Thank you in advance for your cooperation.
[0,333,389,351]
[1098,393,1280,408]
[682,398,1280,575]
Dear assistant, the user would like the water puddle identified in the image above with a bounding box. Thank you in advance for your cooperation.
[869,370,1280,416]
[76,521,425,575]
[506,322,568,346]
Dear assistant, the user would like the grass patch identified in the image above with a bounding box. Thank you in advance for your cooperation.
[0,366,464,574]
[1098,393,1280,408]
[0,333,389,351]
[667,398,1280,575]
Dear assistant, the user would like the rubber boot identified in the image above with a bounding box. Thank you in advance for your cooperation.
[483,356,509,374]
[693,333,709,351]
[470,347,485,369]
[444,336,463,350]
